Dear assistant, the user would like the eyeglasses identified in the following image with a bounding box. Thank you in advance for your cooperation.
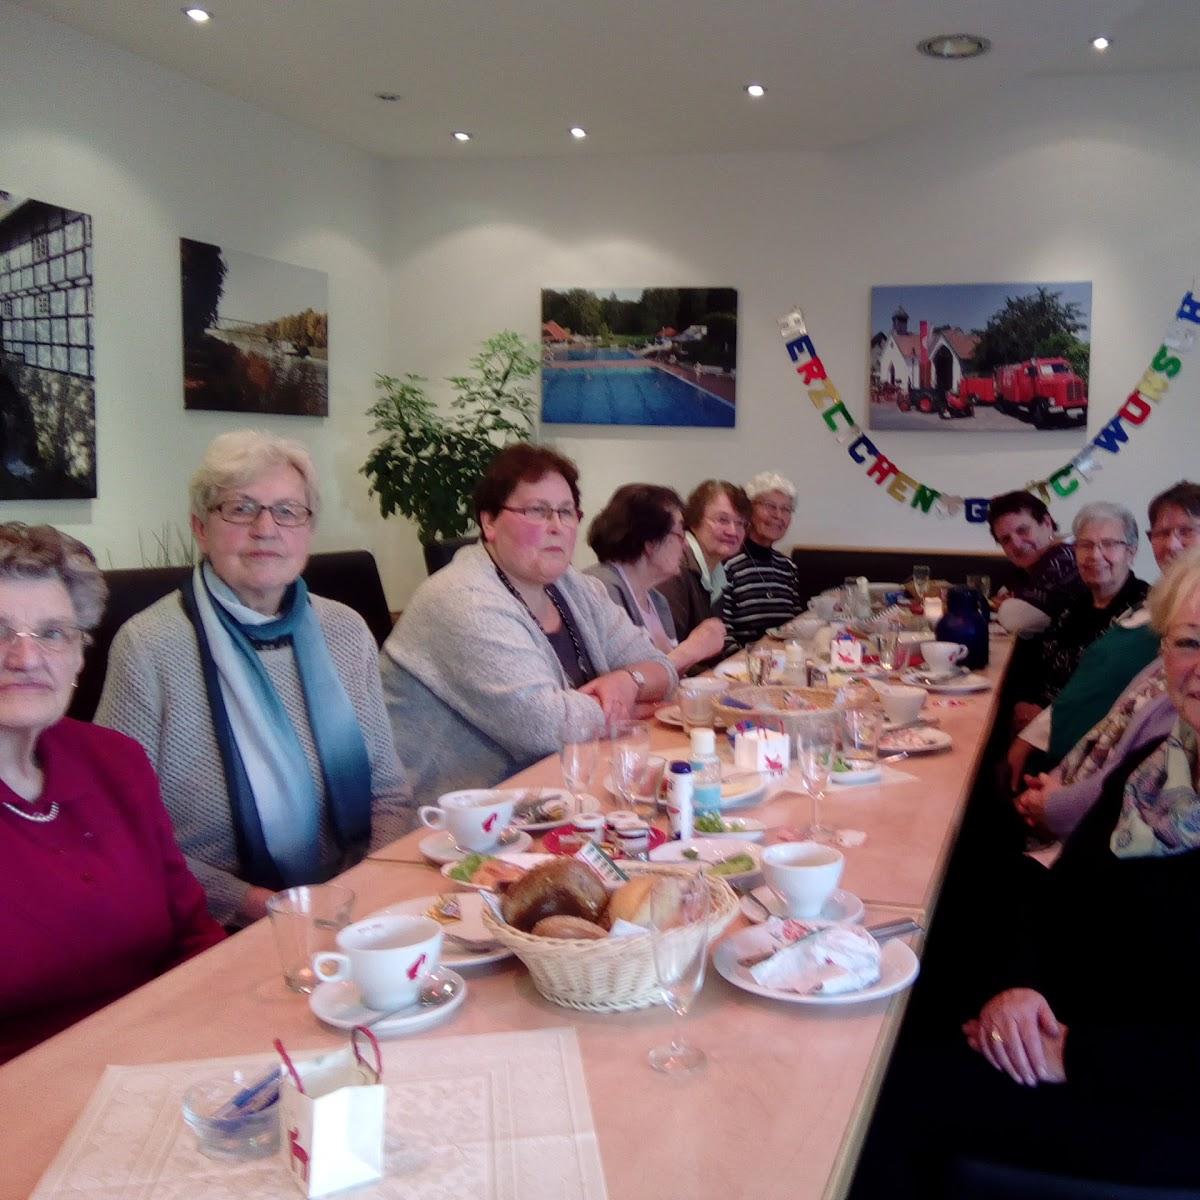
[501,503,581,525]
[0,623,89,655]
[753,500,794,517]
[706,514,749,531]
[1150,524,1200,545]
[1074,538,1131,555]
[211,499,313,527]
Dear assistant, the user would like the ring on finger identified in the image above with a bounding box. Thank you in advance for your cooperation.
[990,1030,1004,1044]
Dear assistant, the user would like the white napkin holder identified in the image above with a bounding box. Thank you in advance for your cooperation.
[734,728,790,775]
[279,1032,386,1198]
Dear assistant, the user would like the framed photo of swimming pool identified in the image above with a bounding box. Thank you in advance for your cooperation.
[540,287,737,427]
[868,281,1092,435]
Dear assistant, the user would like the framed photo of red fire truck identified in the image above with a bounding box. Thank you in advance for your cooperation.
[868,281,1092,434]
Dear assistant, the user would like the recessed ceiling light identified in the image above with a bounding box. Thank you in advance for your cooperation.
[1091,35,1111,51]
[917,33,990,60]
[374,92,400,102]
[569,126,587,139]
[183,7,211,23]
[745,83,766,98]
[452,130,472,142]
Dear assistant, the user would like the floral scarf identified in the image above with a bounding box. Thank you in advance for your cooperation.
[1111,717,1200,858]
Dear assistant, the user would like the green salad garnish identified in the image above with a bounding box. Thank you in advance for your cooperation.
[447,852,489,882]
[710,853,755,876]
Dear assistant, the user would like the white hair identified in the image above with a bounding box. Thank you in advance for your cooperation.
[1073,500,1137,548]
[745,471,797,502]
[189,430,321,527]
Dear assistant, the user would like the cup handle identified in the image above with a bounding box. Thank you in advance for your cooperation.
[418,806,447,830]
[952,645,968,663]
[312,952,350,983]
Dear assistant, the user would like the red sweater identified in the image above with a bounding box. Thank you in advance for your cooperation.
[0,719,225,1062]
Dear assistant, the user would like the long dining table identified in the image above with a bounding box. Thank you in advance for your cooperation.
[1,638,1013,1200]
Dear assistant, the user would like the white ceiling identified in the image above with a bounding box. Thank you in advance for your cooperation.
[16,0,1199,159]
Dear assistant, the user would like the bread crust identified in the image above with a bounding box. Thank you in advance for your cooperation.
[500,858,608,931]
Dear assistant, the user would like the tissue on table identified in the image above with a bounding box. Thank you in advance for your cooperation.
[746,919,881,995]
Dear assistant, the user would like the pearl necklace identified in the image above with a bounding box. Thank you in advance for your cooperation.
[2,798,59,823]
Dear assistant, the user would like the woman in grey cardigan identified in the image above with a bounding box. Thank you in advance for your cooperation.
[382,444,676,805]
[585,483,726,676]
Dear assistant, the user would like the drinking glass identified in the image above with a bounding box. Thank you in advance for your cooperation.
[609,719,652,812]
[966,573,992,600]
[266,884,355,994]
[629,755,667,818]
[794,710,840,843]
[678,678,724,734]
[911,565,931,602]
[560,736,599,810]
[648,872,710,1074]
[841,705,882,767]
[747,646,777,686]
[875,620,901,671]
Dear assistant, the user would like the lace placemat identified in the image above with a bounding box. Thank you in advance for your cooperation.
[32,1027,607,1200]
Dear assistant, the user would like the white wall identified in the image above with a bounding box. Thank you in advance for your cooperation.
[388,69,1200,596]
[0,3,414,599]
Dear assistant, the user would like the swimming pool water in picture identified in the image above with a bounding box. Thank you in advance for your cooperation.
[540,286,737,427]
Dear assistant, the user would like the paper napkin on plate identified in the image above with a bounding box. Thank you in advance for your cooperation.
[745,919,880,995]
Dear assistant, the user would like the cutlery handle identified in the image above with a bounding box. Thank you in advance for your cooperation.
[864,918,922,942]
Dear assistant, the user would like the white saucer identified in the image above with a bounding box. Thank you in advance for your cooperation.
[829,760,883,786]
[713,931,918,1006]
[921,672,992,694]
[879,726,953,755]
[419,828,533,864]
[507,787,576,833]
[309,969,467,1036]
[376,893,511,967]
[740,885,864,926]
[650,838,763,886]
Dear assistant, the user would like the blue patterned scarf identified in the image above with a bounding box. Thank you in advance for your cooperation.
[181,563,373,888]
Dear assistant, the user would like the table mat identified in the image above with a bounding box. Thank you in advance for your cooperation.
[32,1027,606,1200]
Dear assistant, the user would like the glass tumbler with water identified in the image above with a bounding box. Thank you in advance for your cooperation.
[678,677,724,733]
[876,619,901,671]
[609,719,653,813]
[266,883,355,994]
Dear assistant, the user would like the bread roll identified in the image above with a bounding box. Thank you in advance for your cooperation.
[606,876,684,928]
[500,858,608,931]
[531,915,609,940]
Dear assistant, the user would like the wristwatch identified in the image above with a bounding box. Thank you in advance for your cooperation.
[623,666,647,692]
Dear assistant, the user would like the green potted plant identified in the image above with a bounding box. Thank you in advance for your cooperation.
[362,330,540,573]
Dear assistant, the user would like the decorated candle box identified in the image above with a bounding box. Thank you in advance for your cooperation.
[734,728,790,776]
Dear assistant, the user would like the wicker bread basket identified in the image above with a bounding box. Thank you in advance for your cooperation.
[713,684,839,736]
[480,863,739,1012]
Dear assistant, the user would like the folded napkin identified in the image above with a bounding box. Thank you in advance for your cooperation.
[743,919,881,995]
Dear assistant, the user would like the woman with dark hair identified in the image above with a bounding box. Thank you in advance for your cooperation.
[988,489,1084,635]
[585,484,726,676]
[658,479,751,643]
[382,443,676,803]
[0,523,224,1063]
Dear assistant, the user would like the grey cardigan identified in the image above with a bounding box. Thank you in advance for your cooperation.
[584,562,679,645]
[381,544,677,805]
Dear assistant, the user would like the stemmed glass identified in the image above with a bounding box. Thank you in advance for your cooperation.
[794,710,841,843]
[560,736,599,816]
[648,872,710,1074]
[608,719,652,814]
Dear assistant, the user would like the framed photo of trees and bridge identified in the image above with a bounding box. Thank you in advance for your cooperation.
[869,281,1092,434]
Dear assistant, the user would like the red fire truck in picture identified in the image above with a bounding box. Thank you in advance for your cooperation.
[957,357,1088,428]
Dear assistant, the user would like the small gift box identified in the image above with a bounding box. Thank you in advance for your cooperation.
[277,1031,386,1198]
[734,727,790,775]
[830,633,863,670]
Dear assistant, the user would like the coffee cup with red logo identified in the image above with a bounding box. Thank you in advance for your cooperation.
[418,789,516,852]
[312,913,442,1010]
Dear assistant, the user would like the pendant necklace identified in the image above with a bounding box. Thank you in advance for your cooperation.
[2,798,59,823]
[491,558,591,680]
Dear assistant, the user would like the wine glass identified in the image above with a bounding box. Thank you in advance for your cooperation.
[648,872,710,1074]
[560,736,599,816]
[795,710,840,843]
[608,719,651,814]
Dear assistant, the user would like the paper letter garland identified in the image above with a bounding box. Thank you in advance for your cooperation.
[780,292,1200,525]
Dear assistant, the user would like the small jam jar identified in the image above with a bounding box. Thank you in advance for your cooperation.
[571,812,606,844]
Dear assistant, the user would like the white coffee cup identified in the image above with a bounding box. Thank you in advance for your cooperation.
[877,684,926,727]
[418,789,515,852]
[761,841,845,919]
[312,913,442,1010]
[922,641,967,675]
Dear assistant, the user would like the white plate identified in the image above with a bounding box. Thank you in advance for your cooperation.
[902,666,968,686]
[653,703,727,730]
[715,660,749,682]
[309,969,467,1036]
[713,930,918,1006]
[649,838,763,886]
[740,885,864,926]
[879,726,953,755]
[690,816,766,842]
[419,828,533,864]
[507,788,576,833]
[376,893,511,967]
[439,851,553,890]
[920,672,992,695]
[829,760,883,786]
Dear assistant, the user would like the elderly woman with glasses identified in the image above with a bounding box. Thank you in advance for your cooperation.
[382,443,675,804]
[851,547,1200,1197]
[658,479,751,644]
[96,431,412,928]
[718,471,805,650]
[0,524,224,1063]
[584,483,727,676]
